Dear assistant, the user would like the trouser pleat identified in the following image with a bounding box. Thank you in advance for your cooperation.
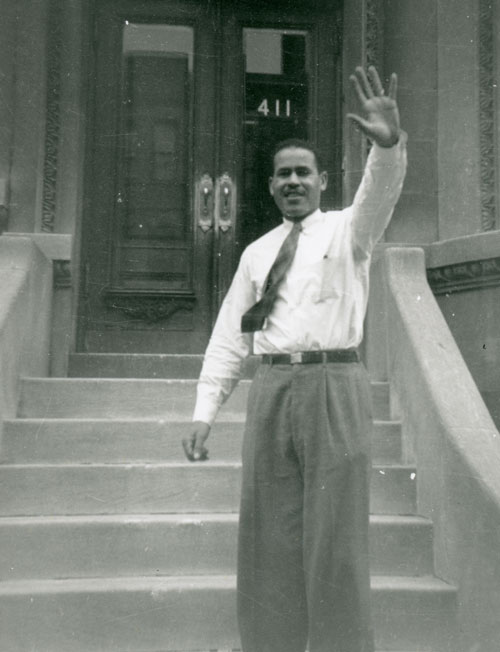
[237,362,374,652]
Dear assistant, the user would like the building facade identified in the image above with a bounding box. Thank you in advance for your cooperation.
[3,3,500,650]
[1,0,500,410]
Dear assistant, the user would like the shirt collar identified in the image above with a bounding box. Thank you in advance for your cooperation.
[282,208,324,234]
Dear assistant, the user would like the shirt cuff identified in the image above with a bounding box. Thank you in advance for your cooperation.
[192,385,222,427]
[371,130,407,159]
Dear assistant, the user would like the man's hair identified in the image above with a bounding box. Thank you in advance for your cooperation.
[270,138,324,174]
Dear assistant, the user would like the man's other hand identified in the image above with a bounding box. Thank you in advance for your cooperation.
[183,421,210,461]
[347,66,400,148]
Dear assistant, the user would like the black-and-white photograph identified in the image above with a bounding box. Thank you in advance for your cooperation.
[1,1,499,651]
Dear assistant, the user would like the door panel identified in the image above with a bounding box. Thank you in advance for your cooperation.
[80,0,217,353]
[78,0,341,353]
[217,1,342,296]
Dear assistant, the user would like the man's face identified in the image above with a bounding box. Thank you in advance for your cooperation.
[269,147,328,220]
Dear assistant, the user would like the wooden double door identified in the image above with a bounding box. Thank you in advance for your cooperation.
[78,0,342,353]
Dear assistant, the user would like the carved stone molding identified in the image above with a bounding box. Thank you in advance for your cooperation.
[363,0,384,160]
[53,260,72,288]
[105,291,196,324]
[479,0,497,231]
[427,257,500,295]
[365,0,383,70]
[42,0,63,233]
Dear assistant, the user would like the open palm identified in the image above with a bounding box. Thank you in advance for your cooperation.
[347,66,400,147]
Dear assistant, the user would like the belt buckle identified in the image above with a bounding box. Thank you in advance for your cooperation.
[290,352,303,364]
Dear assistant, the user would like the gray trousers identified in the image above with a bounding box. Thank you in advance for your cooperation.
[237,360,374,652]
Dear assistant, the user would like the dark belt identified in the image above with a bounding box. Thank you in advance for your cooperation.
[261,348,359,365]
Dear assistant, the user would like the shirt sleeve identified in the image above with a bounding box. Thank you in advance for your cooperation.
[192,249,256,426]
[351,131,408,258]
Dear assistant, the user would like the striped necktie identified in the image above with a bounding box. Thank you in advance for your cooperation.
[241,221,302,333]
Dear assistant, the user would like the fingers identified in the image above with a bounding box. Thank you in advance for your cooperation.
[367,66,384,96]
[182,436,195,460]
[388,72,398,100]
[193,439,209,461]
[349,72,367,105]
[183,422,210,462]
[350,66,397,101]
[182,435,209,461]
[357,66,375,98]
[346,113,371,133]
[350,67,373,104]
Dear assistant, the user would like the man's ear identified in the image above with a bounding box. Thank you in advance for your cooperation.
[268,177,275,196]
[320,171,328,191]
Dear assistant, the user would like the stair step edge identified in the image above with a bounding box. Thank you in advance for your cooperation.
[4,417,401,425]
[0,462,416,471]
[0,574,456,596]
[0,513,430,526]
[20,376,390,390]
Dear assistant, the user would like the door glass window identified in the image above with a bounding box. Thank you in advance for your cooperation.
[111,23,194,292]
[242,28,308,247]
[121,23,193,243]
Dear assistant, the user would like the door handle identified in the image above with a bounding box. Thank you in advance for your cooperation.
[216,172,235,233]
[196,173,214,232]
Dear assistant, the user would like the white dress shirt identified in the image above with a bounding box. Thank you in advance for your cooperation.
[193,136,407,425]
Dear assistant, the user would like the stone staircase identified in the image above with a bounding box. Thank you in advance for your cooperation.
[0,354,458,651]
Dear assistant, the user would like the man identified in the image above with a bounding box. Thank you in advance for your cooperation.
[183,66,407,652]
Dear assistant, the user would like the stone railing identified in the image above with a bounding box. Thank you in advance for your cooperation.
[4,232,72,376]
[0,237,52,436]
[381,247,500,652]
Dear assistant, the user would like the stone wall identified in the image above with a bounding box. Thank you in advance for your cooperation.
[383,0,439,244]
[427,231,500,429]
[0,1,18,232]
[7,0,50,233]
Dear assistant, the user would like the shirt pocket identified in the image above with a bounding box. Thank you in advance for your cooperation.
[292,259,322,304]
[317,255,342,302]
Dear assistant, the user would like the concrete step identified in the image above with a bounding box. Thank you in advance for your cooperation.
[17,378,249,420]
[372,575,457,652]
[68,353,260,379]
[0,574,457,652]
[0,513,433,581]
[0,463,416,516]
[2,418,402,465]
[17,378,392,420]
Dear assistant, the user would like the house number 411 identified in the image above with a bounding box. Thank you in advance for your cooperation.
[257,99,291,117]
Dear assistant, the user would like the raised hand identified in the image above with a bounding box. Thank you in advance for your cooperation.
[347,66,400,148]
